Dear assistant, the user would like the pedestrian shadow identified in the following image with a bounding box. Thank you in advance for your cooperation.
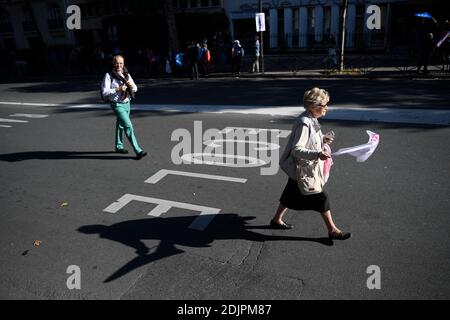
[0,150,135,162]
[77,214,333,283]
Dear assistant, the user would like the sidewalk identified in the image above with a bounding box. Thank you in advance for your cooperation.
[205,68,450,79]
[3,53,449,83]
[5,68,447,84]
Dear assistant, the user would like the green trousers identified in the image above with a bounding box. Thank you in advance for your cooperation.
[111,102,143,154]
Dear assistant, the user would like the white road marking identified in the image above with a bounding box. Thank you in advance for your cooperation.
[180,153,266,167]
[204,139,280,151]
[103,193,221,230]
[0,118,28,123]
[219,127,291,138]
[145,169,247,184]
[9,113,48,118]
[0,125,12,128]
[0,101,61,107]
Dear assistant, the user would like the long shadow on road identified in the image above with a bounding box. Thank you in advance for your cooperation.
[78,214,333,283]
[0,150,135,162]
[5,77,450,109]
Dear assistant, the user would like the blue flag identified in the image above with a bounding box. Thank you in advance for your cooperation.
[414,12,433,19]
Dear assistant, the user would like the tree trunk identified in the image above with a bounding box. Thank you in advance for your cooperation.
[163,0,180,52]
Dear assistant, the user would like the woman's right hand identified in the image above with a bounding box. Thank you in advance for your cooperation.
[116,85,127,92]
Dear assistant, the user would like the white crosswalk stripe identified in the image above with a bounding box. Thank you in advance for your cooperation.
[9,113,48,118]
[0,113,48,129]
[0,118,28,123]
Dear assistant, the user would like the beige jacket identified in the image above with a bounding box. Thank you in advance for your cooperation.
[279,111,324,190]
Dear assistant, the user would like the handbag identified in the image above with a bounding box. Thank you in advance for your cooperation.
[295,120,324,195]
[296,158,323,195]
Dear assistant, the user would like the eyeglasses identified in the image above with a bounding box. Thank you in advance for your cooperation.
[316,104,328,108]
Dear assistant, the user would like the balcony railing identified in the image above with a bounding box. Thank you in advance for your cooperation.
[267,31,388,51]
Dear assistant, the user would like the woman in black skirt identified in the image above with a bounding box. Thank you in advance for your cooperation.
[271,87,351,240]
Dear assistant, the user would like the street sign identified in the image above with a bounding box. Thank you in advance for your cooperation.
[255,13,265,32]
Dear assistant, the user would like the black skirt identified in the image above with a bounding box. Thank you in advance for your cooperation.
[280,178,330,213]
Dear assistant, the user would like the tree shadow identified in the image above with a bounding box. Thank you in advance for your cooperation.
[4,77,449,113]
[0,150,135,162]
[78,214,333,283]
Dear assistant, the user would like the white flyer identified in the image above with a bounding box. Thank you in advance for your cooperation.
[332,130,380,162]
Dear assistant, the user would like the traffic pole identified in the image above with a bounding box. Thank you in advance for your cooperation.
[259,0,264,74]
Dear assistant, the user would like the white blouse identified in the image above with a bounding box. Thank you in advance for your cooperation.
[101,72,138,103]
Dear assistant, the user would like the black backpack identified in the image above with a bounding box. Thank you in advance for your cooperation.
[236,46,244,57]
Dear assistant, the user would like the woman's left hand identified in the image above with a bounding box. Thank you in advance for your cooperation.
[324,131,335,144]
[324,137,334,144]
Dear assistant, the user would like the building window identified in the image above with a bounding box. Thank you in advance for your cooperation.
[0,8,13,33]
[293,8,299,47]
[278,8,284,48]
[293,8,299,33]
[211,0,220,6]
[308,7,315,30]
[47,4,64,30]
[22,7,36,32]
[201,0,209,7]
[324,6,331,35]
[179,0,188,9]
[356,5,365,33]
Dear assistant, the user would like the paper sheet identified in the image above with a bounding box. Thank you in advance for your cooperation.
[331,130,380,162]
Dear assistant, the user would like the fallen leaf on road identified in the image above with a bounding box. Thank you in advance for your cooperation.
[34,240,42,247]
[60,202,69,207]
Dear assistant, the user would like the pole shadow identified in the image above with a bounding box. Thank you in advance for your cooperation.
[77,213,333,283]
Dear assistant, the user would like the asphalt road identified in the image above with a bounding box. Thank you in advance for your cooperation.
[1,76,449,301]
[0,76,449,109]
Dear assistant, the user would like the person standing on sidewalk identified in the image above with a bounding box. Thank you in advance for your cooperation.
[231,40,244,76]
[200,42,211,78]
[101,55,147,159]
[270,87,351,240]
[328,35,338,68]
[417,33,435,74]
[250,36,260,73]
[187,41,200,80]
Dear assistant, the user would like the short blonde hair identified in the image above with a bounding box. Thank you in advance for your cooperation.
[303,87,330,109]
[112,55,124,63]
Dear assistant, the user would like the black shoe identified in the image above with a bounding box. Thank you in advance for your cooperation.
[115,149,128,154]
[270,220,293,230]
[328,231,351,240]
[136,151,147,159]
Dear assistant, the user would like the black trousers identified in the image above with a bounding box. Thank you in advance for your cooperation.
[232,56,241,74]
[189,62,199,79]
